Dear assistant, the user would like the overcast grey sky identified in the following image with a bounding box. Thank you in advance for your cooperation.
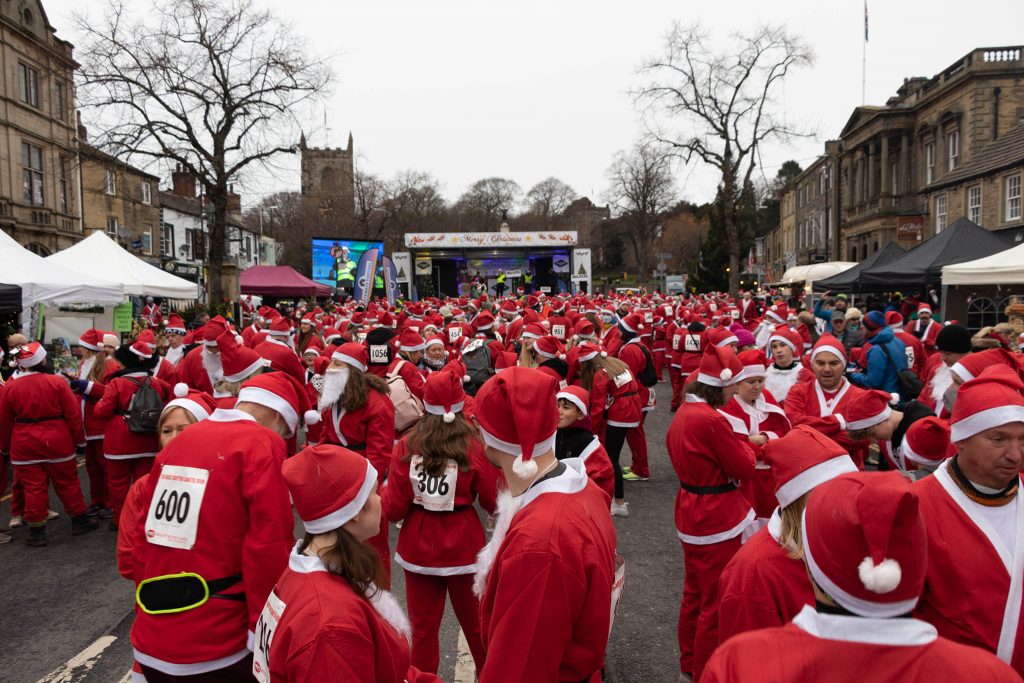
[44,0,1024,209]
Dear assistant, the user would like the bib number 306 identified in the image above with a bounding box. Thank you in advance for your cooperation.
[144,465,209,550]
[411,456,458,512]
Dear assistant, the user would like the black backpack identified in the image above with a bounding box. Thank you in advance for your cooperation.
[124,376,165,433]
[462,339,495,396]
[635,345,658,388]
[879,342,924,403]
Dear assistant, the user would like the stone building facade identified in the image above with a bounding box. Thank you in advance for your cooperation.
[793,147,842,264]
[79,143,161,264]
[0,0,80,254]
[837,46,1024,262]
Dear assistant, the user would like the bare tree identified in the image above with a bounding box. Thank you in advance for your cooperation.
[75,0,333,303]
[456,177,522,230]
[635,23,813,295]
[523,177,577,227]
[604,142,677,280]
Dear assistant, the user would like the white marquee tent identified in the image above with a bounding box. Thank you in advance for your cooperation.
[47,231,200,299]
[941,241,1024,285]
[0,229,124,309]
[778,262,858,285]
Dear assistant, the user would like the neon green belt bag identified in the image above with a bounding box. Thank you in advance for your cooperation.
[136,572,243,615]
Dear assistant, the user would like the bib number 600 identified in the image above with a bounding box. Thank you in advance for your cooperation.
[154,489,191,524]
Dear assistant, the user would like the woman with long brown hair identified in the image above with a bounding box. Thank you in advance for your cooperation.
[574,341,641,517]
[317,342,396,586]
[381,368,497,675]
[256,444,441,683]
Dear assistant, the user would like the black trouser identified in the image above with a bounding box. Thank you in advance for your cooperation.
[141,654,254,682]
[605,425,629,500]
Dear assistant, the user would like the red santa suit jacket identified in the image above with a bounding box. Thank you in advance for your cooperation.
[617,339,653,412]
[719,391,791,520]
[783,378,868,467]
[318,389,396,478]
[258,549,440,683]
[915,460,1024,675]
[382,435,498,574]
[130,409,294,676]
[476,460,617,683]
[716,511,814,644]
[547,314,571,343]
[918,353,954,419]
[556,425,615,501]
[175,345,216,395]
[667,396,756,544]
[76,356,122,440]
[704,605,1020,682]
[578,367,642,440]
[386,357,426,401]
[150,357,178,387]
[94,373,172,459]
[254,339,306,386]
[600,325,622,356]
[907,317,941,352]
[241,323,263,349]
[0,371,85,463]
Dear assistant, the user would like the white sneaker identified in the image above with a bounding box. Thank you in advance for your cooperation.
[47,509,59,520]
[611,501,629,518]
[9,515,23,528]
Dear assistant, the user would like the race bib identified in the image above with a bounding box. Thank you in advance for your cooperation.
[145,465,209,550]
[612,370,632,388]
[448,327,461,344]
[252,589,287,683]
[411,456,458,512]
[684,335,701,352]
[672,334,683,351]
[369,344,389,364]
[552,324,566,339]
[905,347,915,368]
[644,313,654,324]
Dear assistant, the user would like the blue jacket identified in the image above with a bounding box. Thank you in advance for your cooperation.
[850,327,906,395]
[813,298,834,333]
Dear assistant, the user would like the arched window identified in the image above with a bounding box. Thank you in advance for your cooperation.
[861,244,868,260]
[26,242,51,256]
[966,297,998,331]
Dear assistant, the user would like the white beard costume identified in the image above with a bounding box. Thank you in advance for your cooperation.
[201,347,224,385]
[318,367,349,412]
[78,355,96,380]
[929,362,953,409]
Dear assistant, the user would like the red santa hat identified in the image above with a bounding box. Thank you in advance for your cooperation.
[474,367,559,477]
[950,364,1024,443]
[532,336,566,361]
[734,349,768,382]
[268,316,292,338]
[398,329,426,353]
[950,347,1021,384]
[78,328,104,352]
[203,316,229,347]
[619,312,647,335]
[765,303,790,325]
[331,342,368,372]
[573,319,596,340]
[424,334,446,350]
[164,384,218,422]
[129,340,154,359]
[810,333,847,365]
[165,314,186,335]
[575,341,607,363]
[521,323,546,340]
[135,329,158,351]
[10,342,46,369]
[236,372,320,437]
[494,350,519,372]
[708,326,739,348]
[323,327,342,344]
[766,426,858,509]
[299,313,316,326]
[556,386,589,417]
[803,471,927,618]
[218,330,266,382]
[282,444,378,534]
[917,302,932,314]
[423,369,466,423]
[472,311,495,332]
[902,416,956,466]
[885,311,904,329]
[696,344,744,387]
[767,325,801,354]
[843,389,893,431]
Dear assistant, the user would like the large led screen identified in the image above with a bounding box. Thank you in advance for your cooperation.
[311,239,384,289]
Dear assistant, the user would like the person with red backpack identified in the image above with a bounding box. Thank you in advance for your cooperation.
[94,341,173,530]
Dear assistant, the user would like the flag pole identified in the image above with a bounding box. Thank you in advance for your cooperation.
[862,1,868,105]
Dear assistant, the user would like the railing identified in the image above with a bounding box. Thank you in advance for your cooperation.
[982,48,1022,63]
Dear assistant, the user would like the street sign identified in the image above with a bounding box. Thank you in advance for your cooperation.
[504,270,522,278]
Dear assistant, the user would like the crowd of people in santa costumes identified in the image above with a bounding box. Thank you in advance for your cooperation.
[7,283,1024,681]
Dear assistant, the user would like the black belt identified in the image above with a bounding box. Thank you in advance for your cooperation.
[618,392,637,398]
[421,504,471,513]
[15,415,63,424]
[680,482,738,495]
[344,443,367,451]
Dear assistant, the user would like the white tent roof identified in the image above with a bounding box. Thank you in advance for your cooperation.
[779,262,857,284]
[47,231,200,299]
[0,229,124,307]
[942,241,1024,286]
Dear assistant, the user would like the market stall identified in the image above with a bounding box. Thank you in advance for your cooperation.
[812,242,906,294]
[941,238,1024,331]
[240,265,333,298]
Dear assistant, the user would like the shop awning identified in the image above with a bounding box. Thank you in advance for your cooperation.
[241,265,333,297]
[773,262,857,286]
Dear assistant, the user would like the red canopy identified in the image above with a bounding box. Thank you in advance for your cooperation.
[240,265,332,297]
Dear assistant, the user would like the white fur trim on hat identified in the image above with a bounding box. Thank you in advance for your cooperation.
[224,357,267,383]
[15,344,46,368]
[236,386,299,436]
[696,371,732,387]
[734,364,767,382]
[162,398,211,423]
[78,338,102,352]
[556,391,588,417]
[811,344,846,363]
[768,334,797,353]
[129,345,153,359]
[400,341,427,352]
[846,405,892,432]
[951,405,1024,443]
[949,361,973,383]
[578,348,599,362]
[331,351,367,373]
[715,334,739,348]
[302,460,378,534]
[424,337,445,348]
[775,455,858,509]
[423,400,465,417]
[478,423,557,459]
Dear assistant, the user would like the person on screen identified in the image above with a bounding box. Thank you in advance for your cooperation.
[330,244,357,292]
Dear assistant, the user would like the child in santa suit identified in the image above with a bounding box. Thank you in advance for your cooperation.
[473,368,618,683]
[253,444,441,683]
[0,343,98,546]
[93,341,174,530]
[554,386,615,501]
[666,343,756,682]
[716,426,858,643]
[762,325,806,405]
[381,369,497,675]
[316,342,396,586]
[718,349,791,522]
[704,472,1020,682]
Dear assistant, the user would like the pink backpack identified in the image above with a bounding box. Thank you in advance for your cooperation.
[386,360,424,433]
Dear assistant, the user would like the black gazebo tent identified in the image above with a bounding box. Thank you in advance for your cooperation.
[0,284,20,314]
[857,218,1011,292]
[813,242,906,293]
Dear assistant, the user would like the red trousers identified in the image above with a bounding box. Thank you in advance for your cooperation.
[16,459,88,524]
[84,440,108,508]
[366,515,392,589]
[106,457,154,526]
[625,414,649,478]
[653,342,667,381]
[669,366,683,410]
[3,456,25,516]
[404,571,485,674]
[679,536,742,680]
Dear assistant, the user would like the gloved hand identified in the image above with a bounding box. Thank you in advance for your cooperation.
[69,379,88,393]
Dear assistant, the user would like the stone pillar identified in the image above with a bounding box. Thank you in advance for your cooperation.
[866,142,875,199]
[880,136,890,198]
[900,132,911,196]
[845,158,854,209]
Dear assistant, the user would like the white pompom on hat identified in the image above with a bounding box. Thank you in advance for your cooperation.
[162,386,218,423]
[695,343,744,387]
[423,367,466,423]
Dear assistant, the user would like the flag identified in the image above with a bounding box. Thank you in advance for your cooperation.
[747,248,756,272]
[864,1,869,42]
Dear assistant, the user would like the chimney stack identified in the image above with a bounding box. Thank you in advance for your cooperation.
[76,111,88,142]
[171,164,197,198]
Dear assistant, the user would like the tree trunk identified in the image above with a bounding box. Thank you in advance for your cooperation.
[206,181,229,306]
[721,162,741,297]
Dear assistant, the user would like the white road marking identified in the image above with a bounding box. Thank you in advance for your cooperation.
[36,635,117,683]
[117,672,133,683]
[453,628,476,683]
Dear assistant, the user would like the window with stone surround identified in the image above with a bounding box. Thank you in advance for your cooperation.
[948,131,960,171]
[18,62,39,108]
[22,142,43,206]
[926,143,936,184]
[935,194,947,233]
[1008,174,1022,222]
[968,185,981,225]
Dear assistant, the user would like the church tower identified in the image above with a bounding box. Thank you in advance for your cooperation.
[299,132,355,217]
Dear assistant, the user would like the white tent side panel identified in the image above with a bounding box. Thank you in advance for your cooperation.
[942,242,1024,286]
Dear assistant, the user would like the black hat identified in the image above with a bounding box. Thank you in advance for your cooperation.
[935,324,972,354]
